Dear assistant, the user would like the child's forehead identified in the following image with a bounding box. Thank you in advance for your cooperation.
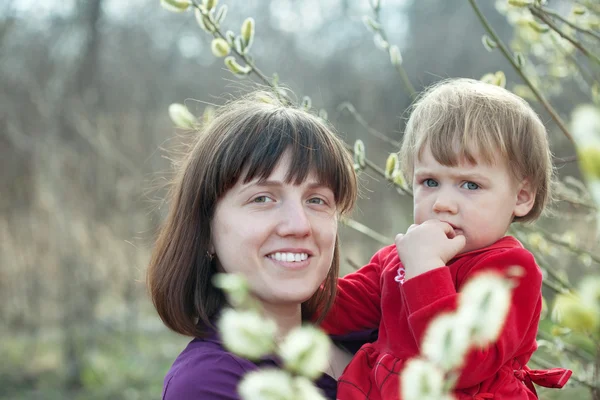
[416,141,505,167]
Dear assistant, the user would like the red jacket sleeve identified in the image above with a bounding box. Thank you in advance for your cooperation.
[402,247,542,388]
[320,245,394,335]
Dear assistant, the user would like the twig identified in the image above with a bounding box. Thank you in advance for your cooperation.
[467,0,575,144]
[346,257,363,272]
[342,141,412,196]
[337,102,401,147]
[520,224,600,266]
[541,6,600,42]
[343,218,392,245]
[190,2,280,98]
[537,330,596,363]
[530,6,600,68]
[553,155,578,165]
[370,8,417,98]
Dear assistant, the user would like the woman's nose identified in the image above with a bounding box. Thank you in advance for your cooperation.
[276,201,311,237]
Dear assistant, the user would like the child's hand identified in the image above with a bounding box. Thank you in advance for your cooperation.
[395,220,466,281]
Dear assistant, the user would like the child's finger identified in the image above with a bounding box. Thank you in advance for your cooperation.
[450,235,466,253]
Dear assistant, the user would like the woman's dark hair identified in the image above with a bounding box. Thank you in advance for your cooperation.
[147,91,358,337]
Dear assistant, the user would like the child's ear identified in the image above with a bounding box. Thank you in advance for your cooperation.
[513,179,536,217]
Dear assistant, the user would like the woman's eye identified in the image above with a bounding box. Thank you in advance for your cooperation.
[252,195,274,203]
[307,197,326,205]
[461,181,479,190]
[423,179,438,188]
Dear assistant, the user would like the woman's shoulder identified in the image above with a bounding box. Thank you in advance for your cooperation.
[163,338,257,400]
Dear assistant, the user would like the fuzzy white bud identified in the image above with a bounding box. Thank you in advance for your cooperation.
[241,17,255,50]
[211,38,231,57]
[421,313,470,371]
[238,369,296,400]
[401,358,446,400]
[212,273,249,307]
[457,271,513,347]
[225,56,252,75]
[481,35,497,51]
[389,45,403,66]
[168,103,196,129]
[160,0,190,13]
[279,325,331,380]
[354,140,366,169]
[218,308,277,360]
[293,376,328,400]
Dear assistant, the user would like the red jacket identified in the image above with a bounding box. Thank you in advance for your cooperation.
[322,236,571,399]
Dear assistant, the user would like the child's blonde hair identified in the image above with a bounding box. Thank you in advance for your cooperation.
[399,78,554,222]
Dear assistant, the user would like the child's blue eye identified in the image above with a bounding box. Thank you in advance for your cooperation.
[461,181,479,190]
[424,179,438,187]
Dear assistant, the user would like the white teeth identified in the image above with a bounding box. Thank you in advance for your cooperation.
[268,252,309,262]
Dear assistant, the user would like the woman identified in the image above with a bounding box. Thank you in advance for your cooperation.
[147,91,358,399]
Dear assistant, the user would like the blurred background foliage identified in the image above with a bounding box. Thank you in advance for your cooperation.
[1,0,599,399]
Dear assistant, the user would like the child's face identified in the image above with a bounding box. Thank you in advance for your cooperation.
[412,146,534,254]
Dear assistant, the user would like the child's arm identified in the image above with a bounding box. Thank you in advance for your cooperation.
[402,247,542,388]
[320,245,395,335]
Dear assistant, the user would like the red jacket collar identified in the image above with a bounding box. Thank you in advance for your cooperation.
[452,236,523,261]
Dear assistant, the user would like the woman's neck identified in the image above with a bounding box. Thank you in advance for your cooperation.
[260,302,302,341]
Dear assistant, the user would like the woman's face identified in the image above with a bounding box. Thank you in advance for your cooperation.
[210,152,338,307]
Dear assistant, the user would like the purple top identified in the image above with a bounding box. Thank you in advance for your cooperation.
[162,329,337,400]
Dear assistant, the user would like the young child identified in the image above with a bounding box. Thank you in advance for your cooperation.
[321,78,572,399]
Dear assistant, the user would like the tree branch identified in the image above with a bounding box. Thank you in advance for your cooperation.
[467,0,575,144]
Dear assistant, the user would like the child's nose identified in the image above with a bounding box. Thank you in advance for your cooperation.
[433,192,458,214]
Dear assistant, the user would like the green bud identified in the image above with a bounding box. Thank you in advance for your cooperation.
[225,30,235,45]
[514,52,525,68]
[490,71,506,87]
[540,296,548,320]
[528,20,550,33]
[481,35,497,52]
[577,147,600,180]
[362,16,381,33]
[392,170,407,189]
[507,0,533,7]
[579,276,600,312]
[370,0,381,12]
[373,33,389,50]
[572,6,586,15]
[215,5,228,24]
[234,36,245,54]
[301,96,312,111]
[552,293,600,332]
[211,38,231,57]
[389,45,402,66]
[318,109,328,121]
[202,0,218,11]
[480,71,506,88]
[241,17,255,50]
[592,83,600,106]
[385,153,398,180]
[203,106,215,125]
[168,103,197,129]
[224,56,252,75]
[195,8,213,33]
[354,140,366,169]
[160,0,190,13]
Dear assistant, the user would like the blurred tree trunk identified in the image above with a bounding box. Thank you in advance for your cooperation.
[58,0,104,389]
